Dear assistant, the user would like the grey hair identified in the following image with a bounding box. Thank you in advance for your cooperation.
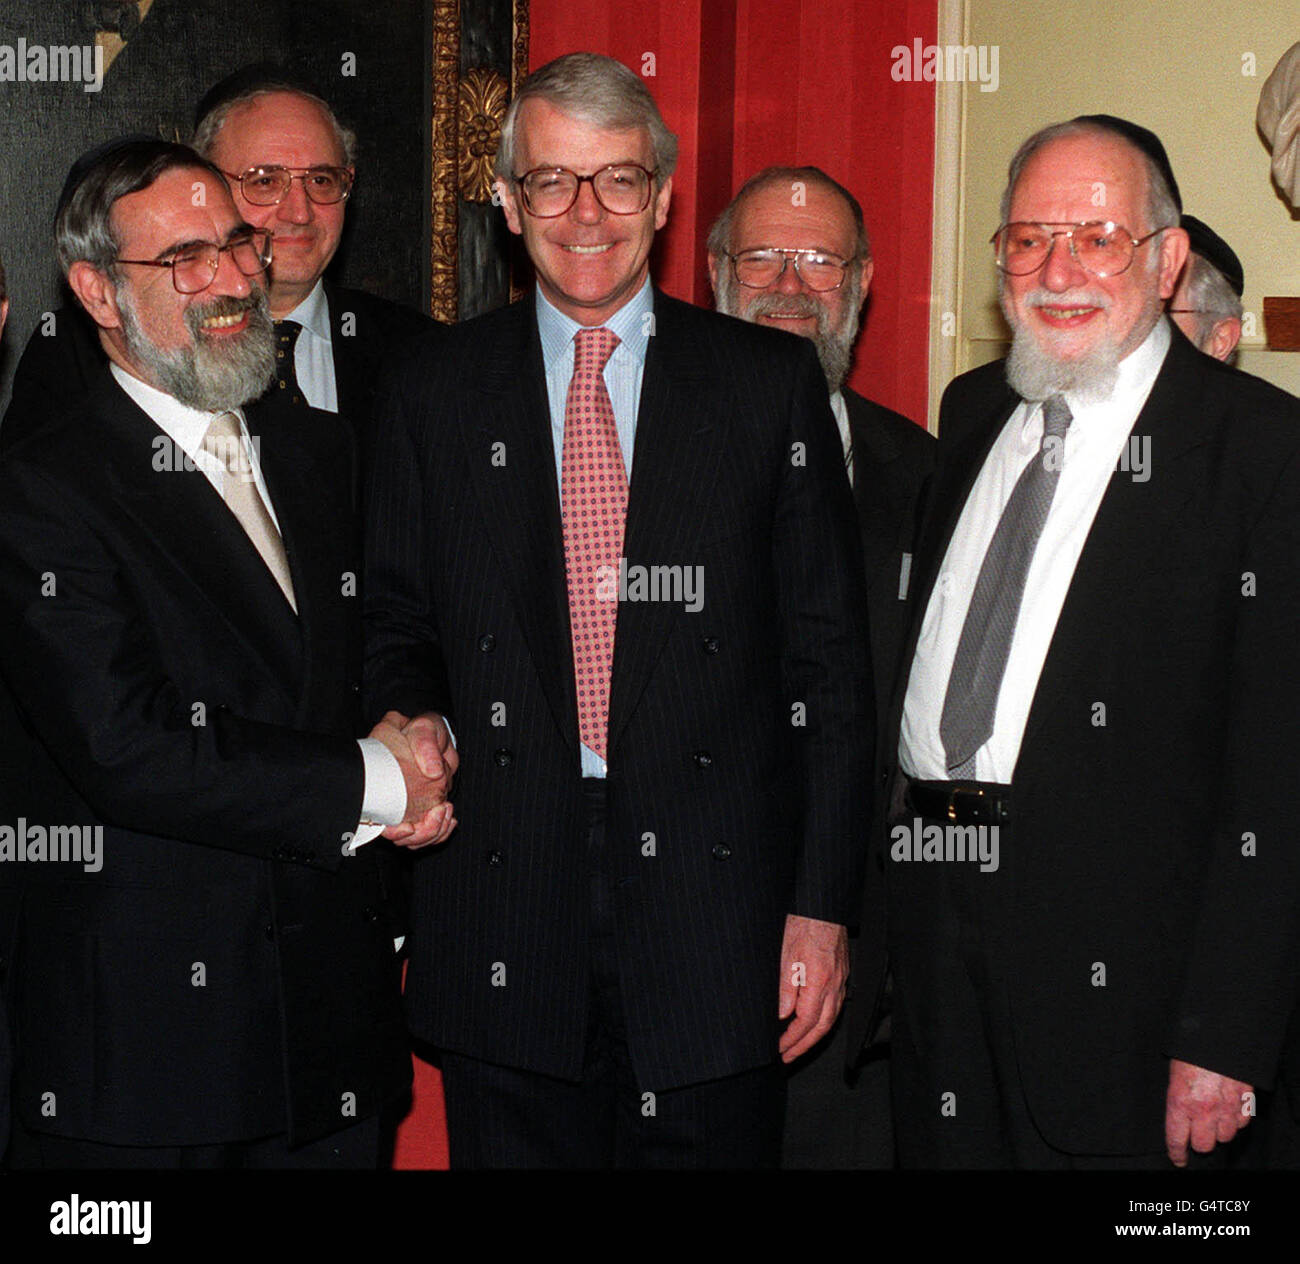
[193,85,357,167]
[706,165,871,261]
[998,119,1179,238]
[55,140,227,275]
[495,52,678,185]
[1181,251,1244,345]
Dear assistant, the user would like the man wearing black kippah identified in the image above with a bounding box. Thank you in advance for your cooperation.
[1168,214,1244,363]
[864,114,1300,1169]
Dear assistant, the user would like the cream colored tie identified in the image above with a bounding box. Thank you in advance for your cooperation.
[200,411,297,611]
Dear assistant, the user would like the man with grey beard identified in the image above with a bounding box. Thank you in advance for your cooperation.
[868,115,1300,1169]
[709,166,934,1168]
[0,140,446,1168]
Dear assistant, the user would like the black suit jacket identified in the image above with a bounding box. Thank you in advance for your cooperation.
[844,388,935,717]
[0,369,410,1147]
[364,292,873,1092]
[864,326,1300,1154]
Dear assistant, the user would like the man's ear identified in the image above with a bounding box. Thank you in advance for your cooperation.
[1156,227,1190,300]
[66,261,123,331]
[706,252,721,300]
[495,178,523,235]
[857,257,875,309]
[652,174,672,230]
[1206,316,1242,363]
[0,298,8,338]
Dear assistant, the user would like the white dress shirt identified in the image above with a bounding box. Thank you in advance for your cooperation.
[899,318,1171,782]
[109,364,405,844]
[280,279,338,413]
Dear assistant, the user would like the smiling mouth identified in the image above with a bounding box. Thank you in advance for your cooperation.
[200,311,249,332]
[563,243,613,254]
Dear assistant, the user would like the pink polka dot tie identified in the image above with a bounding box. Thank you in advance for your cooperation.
[561,326,626,760]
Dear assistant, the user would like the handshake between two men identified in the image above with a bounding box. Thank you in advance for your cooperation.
[368,712,460,848]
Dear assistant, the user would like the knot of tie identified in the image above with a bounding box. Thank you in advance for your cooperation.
[574,326,620,375]
[1041,393,1073,441]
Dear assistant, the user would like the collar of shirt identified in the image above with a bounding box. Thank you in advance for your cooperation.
[281,277,332,348]
[109,362,280,530]
[535,277,654,374]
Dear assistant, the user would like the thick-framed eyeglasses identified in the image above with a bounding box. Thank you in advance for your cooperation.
[725,247,854,292]
[223,165,354,206]
[114,227,273,294]
[992,220,1170,278]
[514,164,657,217]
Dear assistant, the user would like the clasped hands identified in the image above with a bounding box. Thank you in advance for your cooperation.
[368,710,459,848]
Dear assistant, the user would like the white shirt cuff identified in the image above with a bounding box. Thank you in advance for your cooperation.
[346,737,408,854]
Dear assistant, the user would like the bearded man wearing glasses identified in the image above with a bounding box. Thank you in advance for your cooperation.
[864,115,1300,1169]
[0,140,450,1168]
[363,52,872,1169]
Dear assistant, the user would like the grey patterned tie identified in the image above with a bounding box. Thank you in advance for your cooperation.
[939,394,1073,778]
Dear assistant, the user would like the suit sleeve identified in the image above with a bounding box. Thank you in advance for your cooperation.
[1168,439,1300,1087]
[0,456,363,871]
[773,342,874,925]
[362,358,454,726]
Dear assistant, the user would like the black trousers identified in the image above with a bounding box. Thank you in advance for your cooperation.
[440,779,785,1169]
[889,799,1177,1170]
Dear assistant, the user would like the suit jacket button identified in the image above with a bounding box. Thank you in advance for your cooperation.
[701,636,720,654]
[362,905,380,922]
[264,925,274,940]
[493,748,513,767]
[486,850,503,866]
[693,751,712,770]
[712,843,732,861]
[478,634,496,652]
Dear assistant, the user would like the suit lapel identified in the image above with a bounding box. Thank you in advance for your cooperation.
[325,281,366,422]
[607,295,728,756]
[1015,336,1211,761]
[97,373,304,698]
[463,303,580,754]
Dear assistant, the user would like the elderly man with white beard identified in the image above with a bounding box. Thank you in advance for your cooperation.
[709,167,934,1167]
[865,115,1300,1169]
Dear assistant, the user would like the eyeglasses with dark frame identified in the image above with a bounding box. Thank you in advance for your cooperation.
[724,247,856,293]
[992,220,1171,278]
[222,165,354,206]
[114,227,274,295]
[513,164,658,217]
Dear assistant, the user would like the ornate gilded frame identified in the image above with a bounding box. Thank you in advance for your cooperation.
[430,0,529,323]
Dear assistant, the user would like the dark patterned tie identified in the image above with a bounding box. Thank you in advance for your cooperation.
[274,320,305,407]
[939,394,1073,778]
[560,327,625,760]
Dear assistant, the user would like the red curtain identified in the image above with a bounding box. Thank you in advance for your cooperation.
[392,0,938,1169]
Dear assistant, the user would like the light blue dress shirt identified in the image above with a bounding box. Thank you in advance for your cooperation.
[535,279,655,777]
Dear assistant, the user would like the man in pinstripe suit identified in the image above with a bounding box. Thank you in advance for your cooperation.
[364,53,872,1168]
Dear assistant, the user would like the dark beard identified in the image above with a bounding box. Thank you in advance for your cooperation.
[117,286,276,412]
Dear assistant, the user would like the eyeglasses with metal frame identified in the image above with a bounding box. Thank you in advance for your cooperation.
[114,227,274,294]
[513,164,658,217]
[222,165,354,206]
[723,247,856,292]
[992,220,1171,278]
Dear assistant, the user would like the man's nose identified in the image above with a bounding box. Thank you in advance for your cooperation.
[210,244,253,298]
[275,176,313,224]
[569,178,605,225]
[771,254,807,295]
[1039,233,1087,290]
